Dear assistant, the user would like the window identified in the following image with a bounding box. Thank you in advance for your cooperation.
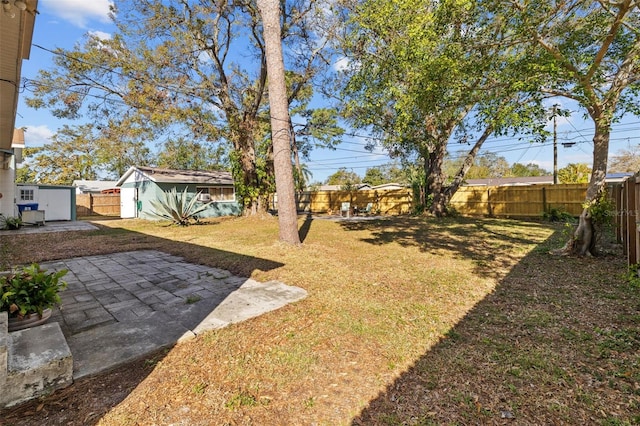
[19,189,34,201]
[196,186,235,202]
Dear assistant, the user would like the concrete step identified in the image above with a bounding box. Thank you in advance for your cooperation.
[0,315,73,408]
[1,312,7,394]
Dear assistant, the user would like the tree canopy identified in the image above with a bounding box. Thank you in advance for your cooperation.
[339,0,549,215]
[26,0,338,215]
[362,163,409,186]
[609,145,640,173]
[558,163,591,184]
[485,0,640,202]
[17,124,150,185]
[326,168,361,186]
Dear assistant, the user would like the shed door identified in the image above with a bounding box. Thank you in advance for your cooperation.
[39,188,71,221]
[120,187,137,218]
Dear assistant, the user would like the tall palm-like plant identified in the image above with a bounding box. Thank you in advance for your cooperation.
[148,187,211,226]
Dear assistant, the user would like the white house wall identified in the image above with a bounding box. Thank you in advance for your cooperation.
[0,157,17,217]
[119,169,152,219]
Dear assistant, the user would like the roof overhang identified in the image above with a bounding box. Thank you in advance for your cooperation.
[116,166,235,186]
[0,0,38,151]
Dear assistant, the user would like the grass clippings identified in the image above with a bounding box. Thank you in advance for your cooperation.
[0,215,638,425]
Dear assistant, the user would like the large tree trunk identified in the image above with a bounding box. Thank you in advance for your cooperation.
[424,142,448,217]
[556,116,611,256]
[257,0,301,244]
[444,126,492,200]
[230,120,266,216]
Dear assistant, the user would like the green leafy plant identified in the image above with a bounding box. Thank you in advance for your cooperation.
[0,215,23,230]
[148,187,212,226]
[586,191,615,229]
[624,264,640,289]
[185,294,202,304]
[0,264,68,319]
[543,207,574,222]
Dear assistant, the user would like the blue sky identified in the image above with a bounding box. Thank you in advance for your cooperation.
[16,1,640,184]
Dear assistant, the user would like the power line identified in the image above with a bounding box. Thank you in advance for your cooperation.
[24,41,640,177]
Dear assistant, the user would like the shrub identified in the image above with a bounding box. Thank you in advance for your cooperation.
[543,207,574,222]
[0,215,22,230]
[149,187,212,226]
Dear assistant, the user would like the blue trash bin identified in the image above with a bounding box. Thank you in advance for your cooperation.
[17,203,39,213]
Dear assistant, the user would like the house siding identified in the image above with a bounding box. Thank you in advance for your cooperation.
[120,179,240,220]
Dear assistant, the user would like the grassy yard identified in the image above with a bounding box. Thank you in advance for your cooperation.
[1,215,638,425]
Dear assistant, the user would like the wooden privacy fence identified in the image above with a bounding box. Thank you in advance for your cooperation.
[76,193,120,217]
[449,184,588,217]
[296,189,413,215]
[618,175,640,267]
[295,184,591,217]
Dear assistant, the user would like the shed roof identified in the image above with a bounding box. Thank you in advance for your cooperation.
[464,173,634,186]
[73,180,119,194]
[464,176,554,186]
[116,166,234,187]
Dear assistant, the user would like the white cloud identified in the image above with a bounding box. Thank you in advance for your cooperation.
[88,30,112,41]
[528,159,552,170]
[333,57,351,72]
[43,0,113,28]
[23,125,54,147]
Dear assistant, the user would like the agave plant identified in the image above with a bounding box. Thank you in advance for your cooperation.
[148,187,212,226]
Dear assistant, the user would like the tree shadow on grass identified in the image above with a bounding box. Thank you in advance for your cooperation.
[0,222,291,425]
[339,216,557,277]
[298,213,314,243]
[350,229,638,425]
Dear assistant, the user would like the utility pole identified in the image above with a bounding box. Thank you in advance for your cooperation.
[553,104,558,184]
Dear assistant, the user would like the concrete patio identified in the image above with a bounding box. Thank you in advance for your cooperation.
[1,221,307,407]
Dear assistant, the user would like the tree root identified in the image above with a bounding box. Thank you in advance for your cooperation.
[550,208,596,257]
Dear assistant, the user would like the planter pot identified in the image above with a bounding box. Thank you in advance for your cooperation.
[8,308,52,332]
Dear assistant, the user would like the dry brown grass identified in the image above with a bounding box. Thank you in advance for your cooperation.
[1,215,638,425]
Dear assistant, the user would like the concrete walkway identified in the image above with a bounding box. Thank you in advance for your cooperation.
[3,221,307,380]
[0,220,99,235]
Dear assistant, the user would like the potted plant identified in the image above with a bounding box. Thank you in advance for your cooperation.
[0,263,68,332]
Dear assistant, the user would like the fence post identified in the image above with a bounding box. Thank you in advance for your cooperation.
[542,187,547,213]
[635,178,640,266]
[625,178,637,266]
[487,189,493,217]
[613,183,622,243]
[90,194,94,216]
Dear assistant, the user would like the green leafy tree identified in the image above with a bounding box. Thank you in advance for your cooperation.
[485,0,640,255]
[465,153,511,179]
[290,107,345,186]
[15,147,41,183]
[26,0,336,216]
[326,168,361,186]
[340,0,548,216]
[363,163,410,186]
[155,138,228,171]
[362,167,386,186]
[510,162,549,177]
[292,163,313,192]
[558,163,591,184]
[15,124,150,184]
